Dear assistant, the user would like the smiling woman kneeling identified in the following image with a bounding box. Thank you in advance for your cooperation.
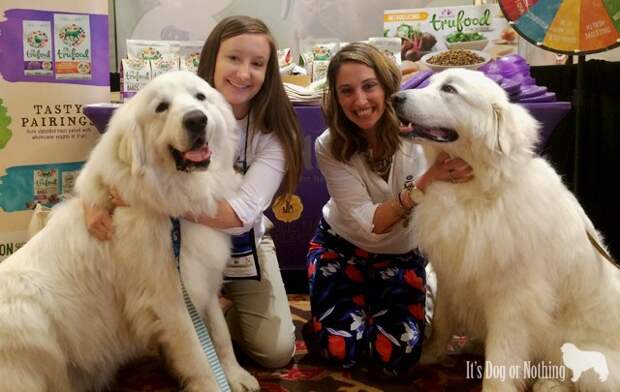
[305,42,473,377]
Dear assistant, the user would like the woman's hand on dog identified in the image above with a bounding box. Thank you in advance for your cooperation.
[419,152,474,190]
[84,203,115,241]
[83,188,127,241]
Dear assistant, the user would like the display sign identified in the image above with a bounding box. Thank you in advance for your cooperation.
[0,1,109,261]
[384,4,518,61]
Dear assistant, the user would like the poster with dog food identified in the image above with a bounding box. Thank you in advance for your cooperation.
[384,4,518,62]
[0,1,109,261]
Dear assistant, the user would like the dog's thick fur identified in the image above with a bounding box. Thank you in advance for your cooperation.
[393,69,620,392]
[0,71,259,392]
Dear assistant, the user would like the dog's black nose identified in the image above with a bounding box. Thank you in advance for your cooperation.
[391,92,407,107]
[183,110,207,135]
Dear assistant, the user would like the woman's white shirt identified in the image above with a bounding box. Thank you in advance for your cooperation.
[315,129,428,254]
[223,117,286,240]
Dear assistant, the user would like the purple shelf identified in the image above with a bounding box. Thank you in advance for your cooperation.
[400,70,433,90]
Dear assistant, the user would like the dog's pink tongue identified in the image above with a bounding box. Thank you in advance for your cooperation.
[184,145,211,162]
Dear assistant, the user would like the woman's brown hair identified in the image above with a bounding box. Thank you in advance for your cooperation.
[197,15,302,197]
[322,42,402,163]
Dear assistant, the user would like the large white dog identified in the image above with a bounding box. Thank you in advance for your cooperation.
[0,71,259,392]
[392,69,620,392]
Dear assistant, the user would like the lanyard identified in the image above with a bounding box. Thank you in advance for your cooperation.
[225,112,262,281]
[170,218,231,391]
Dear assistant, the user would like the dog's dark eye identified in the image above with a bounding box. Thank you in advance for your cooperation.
[155,102,169,113]
[441,84,457,94]
[195,92,206,101]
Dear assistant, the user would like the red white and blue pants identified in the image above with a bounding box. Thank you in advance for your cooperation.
[306,218,426,376]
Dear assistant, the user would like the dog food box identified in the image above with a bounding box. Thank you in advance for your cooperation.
[53,14,92,80]
[22,20,53,76]
[384,4,517,62]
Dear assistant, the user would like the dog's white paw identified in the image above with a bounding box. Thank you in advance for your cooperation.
[532,378,574,392]
[227,367,260,392]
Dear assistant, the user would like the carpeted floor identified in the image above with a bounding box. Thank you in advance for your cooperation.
[111,295,483,392]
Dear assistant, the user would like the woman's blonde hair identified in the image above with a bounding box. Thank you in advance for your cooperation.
[197,15,302,197]
[322,42,402,163]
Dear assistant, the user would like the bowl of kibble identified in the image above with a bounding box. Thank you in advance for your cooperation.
[420,49,491,72]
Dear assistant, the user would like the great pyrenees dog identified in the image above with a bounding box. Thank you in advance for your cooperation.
[392,68,620,392]
[0,71,259,392]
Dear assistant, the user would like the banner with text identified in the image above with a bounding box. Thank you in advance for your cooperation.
[0,0,109,260]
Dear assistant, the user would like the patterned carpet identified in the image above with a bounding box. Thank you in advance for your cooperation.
[111,295,483,392]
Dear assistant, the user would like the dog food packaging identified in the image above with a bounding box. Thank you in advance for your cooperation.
[126,39,180,63]
[150,58,179,79]
[127,39,192,78]
[298,51,314,76]
[368,37,402,65]
[312,60,329,82]
[22,20,53,76]
[300,39,340,82]
[178,41,203,73]
[33,168,59,205]
[53,14,92,80]
[120,58,151,100]
[61,170,80,195]
[311,41,339,61]
[277,48,293,68]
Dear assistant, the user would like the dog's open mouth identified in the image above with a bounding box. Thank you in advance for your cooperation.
[170,142,211,172]
[398,119,459,143]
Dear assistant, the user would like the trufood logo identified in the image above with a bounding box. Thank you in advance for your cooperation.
[465,342,609,383]
[429,9,491,33]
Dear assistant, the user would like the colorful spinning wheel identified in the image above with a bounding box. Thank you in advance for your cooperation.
[499,0,620,54]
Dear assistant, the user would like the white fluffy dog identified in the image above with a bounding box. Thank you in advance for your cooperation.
[0,71,259,392]
[392,69,620,392]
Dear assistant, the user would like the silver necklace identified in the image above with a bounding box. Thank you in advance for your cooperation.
[364,148,392,177]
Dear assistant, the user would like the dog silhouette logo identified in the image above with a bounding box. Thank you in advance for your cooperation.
[561,343,609,382]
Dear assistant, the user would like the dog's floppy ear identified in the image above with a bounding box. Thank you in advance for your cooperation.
[490,103,513,155]
[116,106,146,176]
[489,101,540,156]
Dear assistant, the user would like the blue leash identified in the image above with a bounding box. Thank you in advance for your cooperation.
[171,218,231,391]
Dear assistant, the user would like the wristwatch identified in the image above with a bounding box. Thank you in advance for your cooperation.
[407,183,425,205]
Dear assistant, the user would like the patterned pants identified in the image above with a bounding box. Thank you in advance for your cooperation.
[306,219,426,376]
